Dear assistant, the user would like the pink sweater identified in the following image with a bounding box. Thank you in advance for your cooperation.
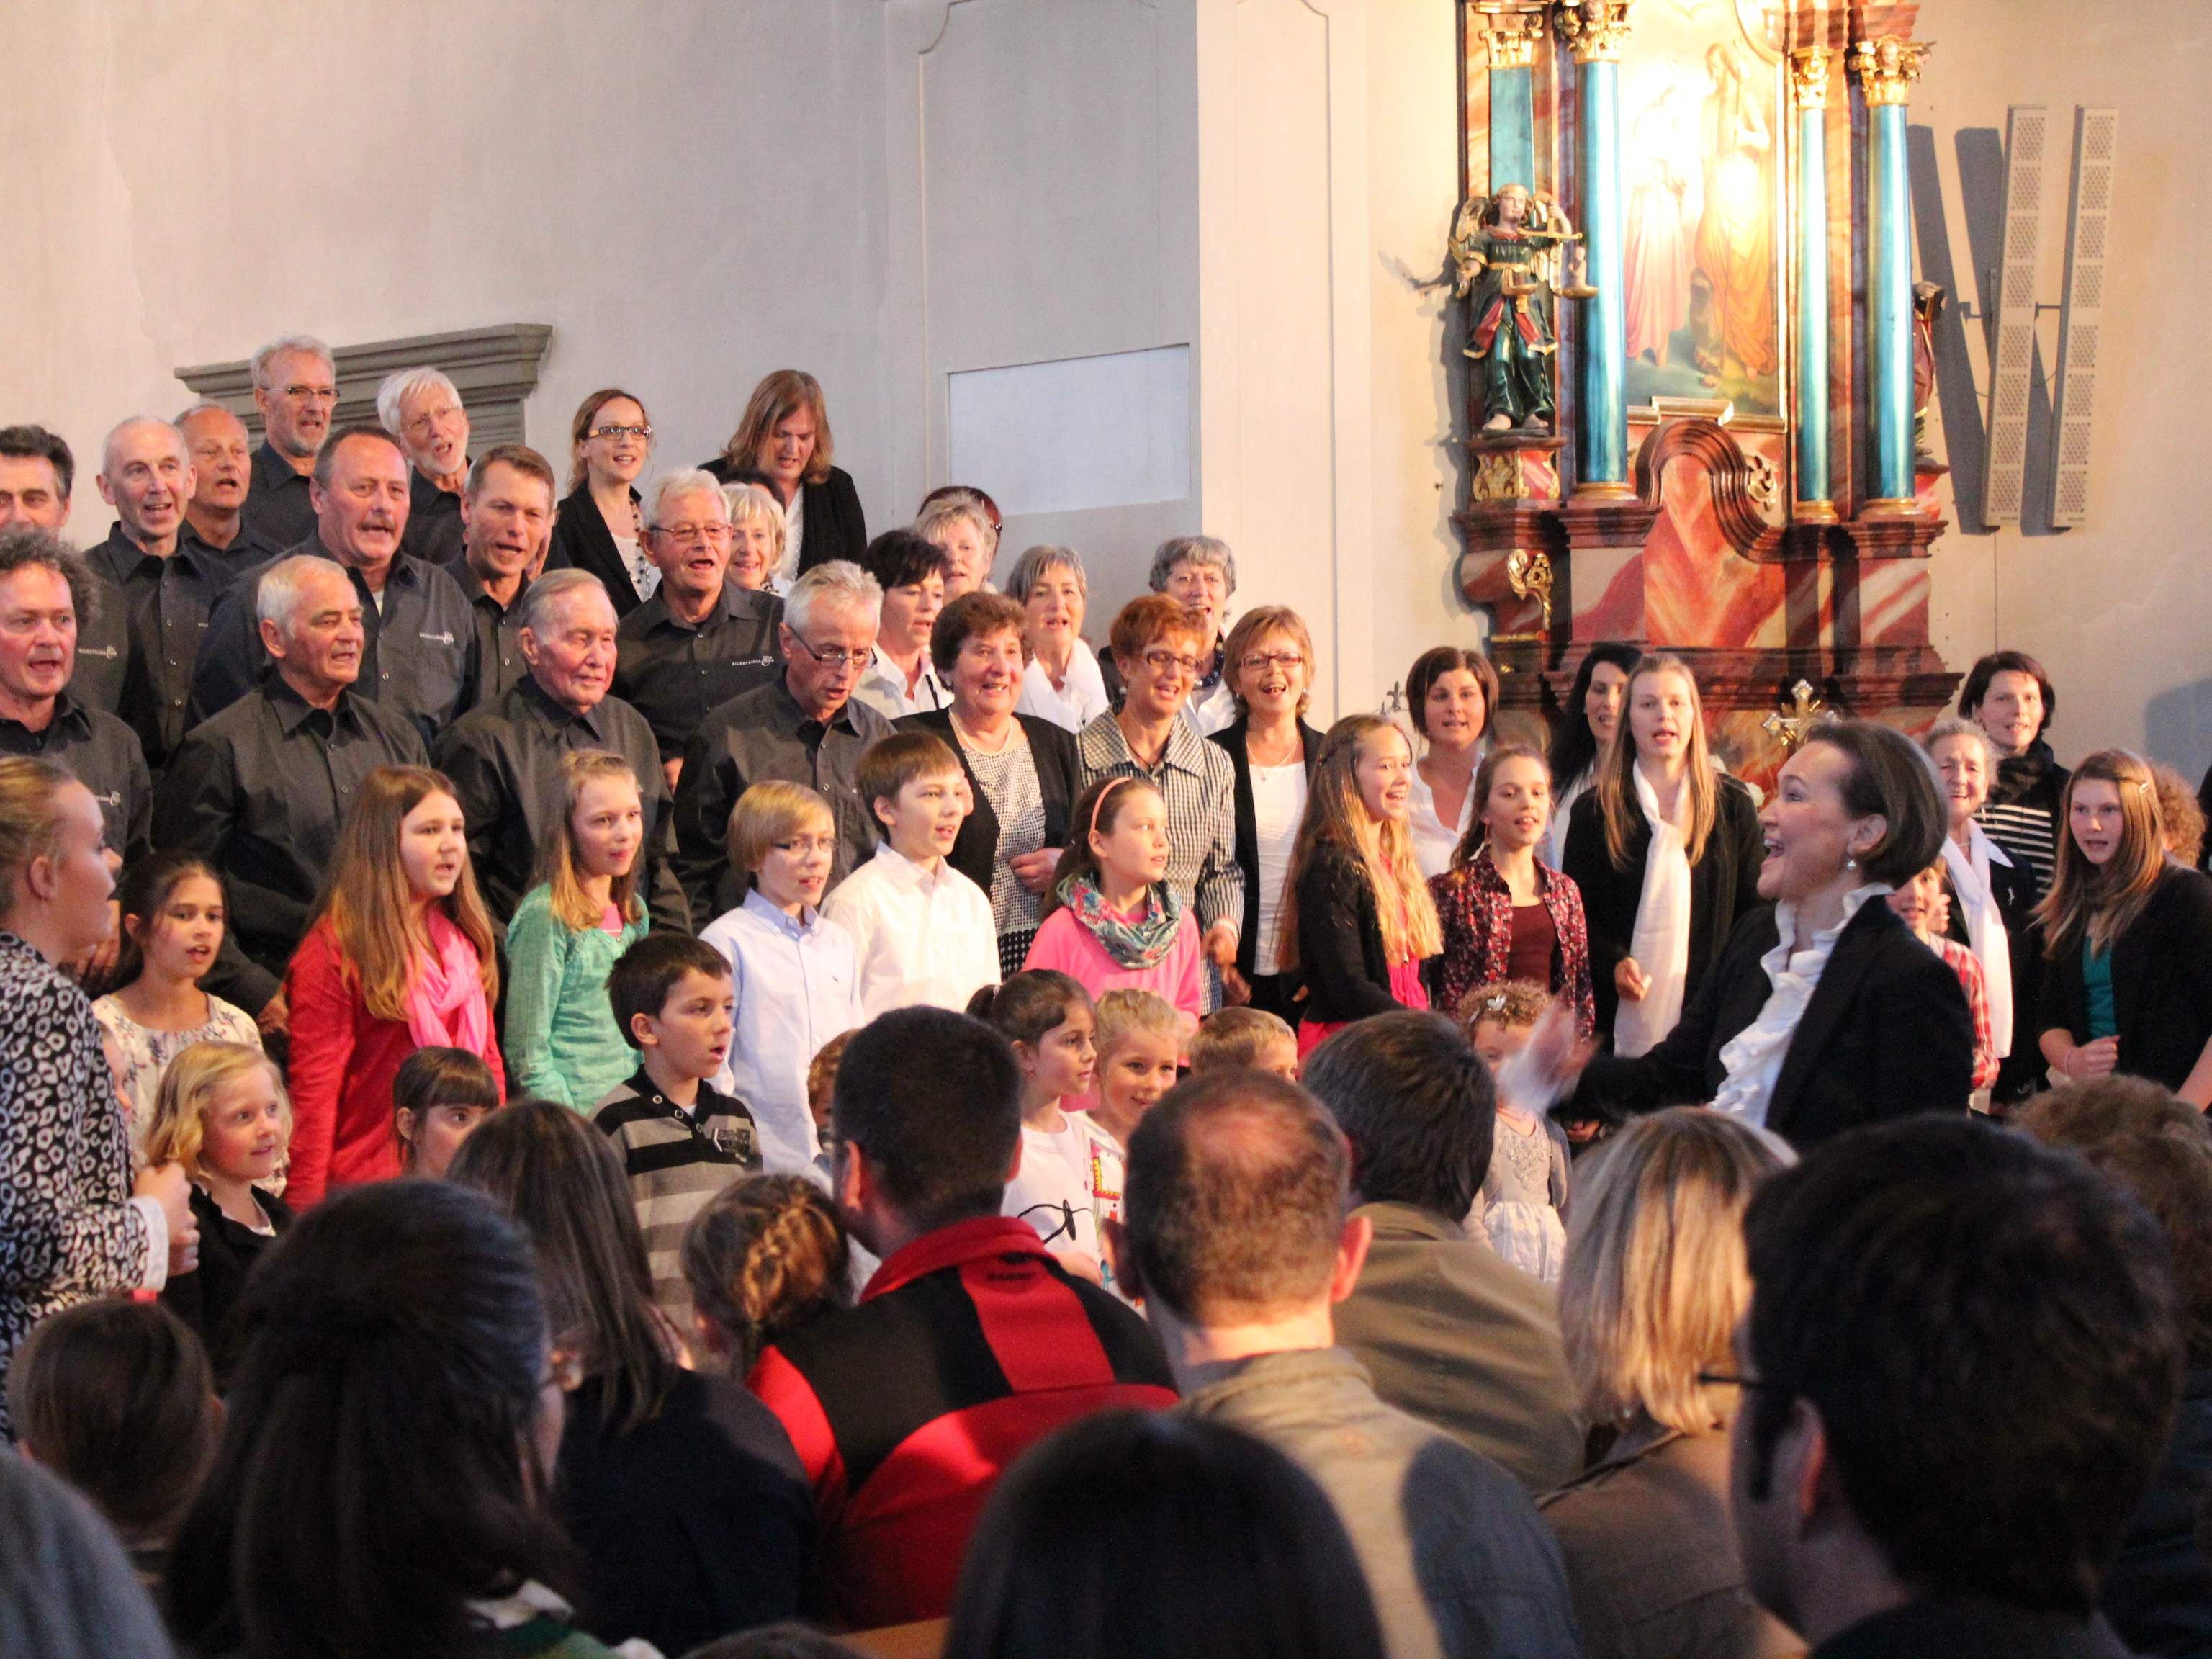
[1021,906,1205,1017]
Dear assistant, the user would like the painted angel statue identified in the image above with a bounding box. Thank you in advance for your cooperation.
[1448,185,1583,433]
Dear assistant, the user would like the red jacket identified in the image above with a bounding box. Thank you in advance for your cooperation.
[282,919,505,1205]
[748,1215,1175,1628]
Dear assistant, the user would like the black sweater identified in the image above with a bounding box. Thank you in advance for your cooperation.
[1211,716,1326,982]
[1294,841,1429,1026]
[2038,863,2212,1094]
[159,1184,291,1382]
[548,484,650,619]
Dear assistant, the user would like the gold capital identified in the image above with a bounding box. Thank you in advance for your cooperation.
[1848,36,1930,107]
[1483,18,1543,70]
[1788,48,1830,110]
[1551,0,1632,63]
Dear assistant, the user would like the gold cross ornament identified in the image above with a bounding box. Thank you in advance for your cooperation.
[1762,680,1830,753]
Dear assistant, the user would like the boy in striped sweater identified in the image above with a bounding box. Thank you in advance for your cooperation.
[595,932,762,1326]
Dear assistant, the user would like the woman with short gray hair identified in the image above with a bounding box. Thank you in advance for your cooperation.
[1007,544,1108,733]
[1925,714,2036,1105]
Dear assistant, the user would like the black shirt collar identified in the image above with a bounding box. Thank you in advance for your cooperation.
[265,674,363,734]
[518,675,609,742]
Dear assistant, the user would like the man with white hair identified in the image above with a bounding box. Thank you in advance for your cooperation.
[671,559,891,918]
[433,567,686,930]
[240,333,337,549]
[378,367,470,567]
[155,554,428,1012]
[177,401,282,572]
[86,416,237,770]
[614,469,783,778]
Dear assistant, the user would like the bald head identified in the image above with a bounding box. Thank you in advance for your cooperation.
[178,403,253,527]
[96,418,193,555]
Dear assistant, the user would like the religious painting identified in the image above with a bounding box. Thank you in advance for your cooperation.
[1617,0,1789,416]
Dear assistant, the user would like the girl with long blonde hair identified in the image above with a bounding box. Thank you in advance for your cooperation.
[1561,653,1763,1055]
[282,765,505,1206]
[1281,715,1442,1057]
[2036,749,2212,1103]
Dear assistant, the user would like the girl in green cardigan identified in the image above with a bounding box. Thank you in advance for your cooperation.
[505,750,651,1110]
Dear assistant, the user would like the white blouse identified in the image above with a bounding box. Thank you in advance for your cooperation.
[1250,761,1308,977]
[1710,884,1889,1127]
[1016,640,1110,734]
[1408,760,1480,879]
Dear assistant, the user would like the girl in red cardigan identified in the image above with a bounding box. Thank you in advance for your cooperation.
[282,765,505,1205]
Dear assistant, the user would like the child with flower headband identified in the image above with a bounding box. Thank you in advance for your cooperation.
[1461,978,1570,1283]
[1020,775,1205,1017]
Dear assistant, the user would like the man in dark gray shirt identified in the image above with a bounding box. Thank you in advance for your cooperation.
[179,401,283,577]
[448,443,553,713]
[1111,1069,1583,1659]
[155,554,428,1013]
[0,424,128,719]
[189,424,475,745]
[238,334,335,550]
[614,468,781,770]
[671,558,886,920]
[380,367,470,568]
[433,568,686,932]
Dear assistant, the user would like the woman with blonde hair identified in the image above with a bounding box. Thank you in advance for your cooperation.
[1282,714,1442,1056]
[1563,653,1763,1053]
[917,487,999,598]
[283,765,505,1205]
[549,387,656,616]
[2037,749,2212,1103]
[704,369,868,577]
[724,480,788,593]
[1538,1107,1799,1659]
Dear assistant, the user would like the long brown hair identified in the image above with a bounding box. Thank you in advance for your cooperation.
[1449,742,1550,868]
[1280,716,1442,967]
[308,766,498,1020]
[536,750,644,932]
[567,387,650,494]
[1593,655,1719,869]
[1042,775,1166,919]
[2037,749,2168,958]
[722,369,834,485]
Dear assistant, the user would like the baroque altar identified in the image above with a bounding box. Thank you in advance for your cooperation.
[1451,0,1954,786]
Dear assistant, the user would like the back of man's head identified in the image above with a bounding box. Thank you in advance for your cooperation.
[832,1007,1020,1231]
[1122,1070,1349,1328]
[1300,1011,1493,1219]
[1739,1115,2180,1619]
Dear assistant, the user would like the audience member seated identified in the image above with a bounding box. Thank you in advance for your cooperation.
[705,371,868,578]
[391,1045,500,1179]
[0,1429,176,1657]
[176,401,282,572]
[1007,542,1109,734]
[434,567,686,930]
[1924,714,2038,1107]
[377,367,472,566]
[1110,1066,1580,1659]
[144,1041,292,1380]
[1537,1108,1799,1659]
[2020,1076,2212,1658]
[0,426,129,716]
[852,529,949,721]
[0,756,197,1439]
[1299,1010,1583,1490]
[451,443,554,712]
[1959,647,2069,899]
[238,333,335,550]
[916,487,999,600]
[7,1297,220,1594]
[1568,721,1974,1149]
[748,1007,1174,1629]
[552,387,657,617]
[0,526,151,863]
[1729,1114,2180,1659]
[614,469,783,775]
[166,1180,646,1659]
[942,1410,1388,1659]
[1187,1004,1298,1080]
[684,1174,853,1375]
[688,1625,867,1659]
[282,765,505,1206]
[673,560,892,914]
[1402,645,1501,879]
[2036,749,2212,1104]
[154,554,428,1014]
[86,415,235,770]
[450,1100,811,1657]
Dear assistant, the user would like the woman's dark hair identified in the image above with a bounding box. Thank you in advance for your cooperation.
[943,1411,1385,1659]
[1546,640,1643,790]
[968,971,1093,1050]
[1956,649,2057,739]
[1300,1010,1495,1220]
[444,1100,675,1434]
[931,588,1029,678]
[1798,719,1948,886]
[1043,775,1166,919]
[166,1180,572,1659]
[1403,645,1501,742]
[392,1046,500,1172]
[112,848,221,987]
[860,527,948,593]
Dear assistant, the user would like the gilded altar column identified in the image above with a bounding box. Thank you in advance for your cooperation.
[1851,36,1931,514]
[1554,1,1632,499]
[1790,49,1835,523]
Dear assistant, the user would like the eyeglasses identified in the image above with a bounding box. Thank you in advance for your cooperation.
[650,522,729,544]
[789,631,867,672]
[280,385,338,403]
[590,424,653,441]
[1238,650,1306,673]
[1142,649,1201,676]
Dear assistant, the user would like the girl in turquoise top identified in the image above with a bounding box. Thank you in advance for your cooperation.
[505,750,651,1110]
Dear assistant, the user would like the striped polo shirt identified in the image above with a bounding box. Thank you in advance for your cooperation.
[593,1070,761,1326]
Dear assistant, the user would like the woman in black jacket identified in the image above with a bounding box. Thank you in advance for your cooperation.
[549,387,655,618]
[702,370,867,577]
[1959,649,2070,901]
[1208,606,1324,1020]
[1562,654,1764,1052]
[1563,721,1975,1151]
[2037,750,2212,1103]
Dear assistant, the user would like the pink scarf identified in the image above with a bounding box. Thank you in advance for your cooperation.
[405,909,490,1058]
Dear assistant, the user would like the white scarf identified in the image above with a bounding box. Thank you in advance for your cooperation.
[1941,825,2015,1058]
[1615,764,1694,1057]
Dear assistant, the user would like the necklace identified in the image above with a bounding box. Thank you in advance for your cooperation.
[952,709,1015,755]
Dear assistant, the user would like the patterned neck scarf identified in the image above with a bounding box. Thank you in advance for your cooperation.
[1059,874,1184,969]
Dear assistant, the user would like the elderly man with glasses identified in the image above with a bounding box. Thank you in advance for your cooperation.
[671,559,891,920]
[379,367,472,567]
[239,334,337,549]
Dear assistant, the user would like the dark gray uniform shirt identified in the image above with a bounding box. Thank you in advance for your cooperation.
[401,467,465,567]
[238,442,316,550]
[67,582,128,717]
[445,558,528,714]
[613,581,783,764]
[0,691,151,860]
[180,520,282,582]
[85,526,238,769]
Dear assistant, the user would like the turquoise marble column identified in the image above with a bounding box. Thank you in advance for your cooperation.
[1791,50,1835,521]
[1852,37,1930,510]
[1485,13,1541,189]
[1556,4,1631,497]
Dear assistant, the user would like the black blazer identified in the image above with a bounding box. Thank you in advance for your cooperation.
[160,1184,292,1382]
[549,484,649,618]
[2038,864,2212,1094]
[897,709,1079,899]
[701,459,868,573]
[1563,775,1766,1041]
[1295,841,1429,1026]
[1574,898,1975,1151]
[1210,716,1326,981]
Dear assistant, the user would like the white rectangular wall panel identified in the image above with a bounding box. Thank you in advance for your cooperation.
[2049,107,2117,529]
[947,346,1193,517]
[1979,105,2048,527]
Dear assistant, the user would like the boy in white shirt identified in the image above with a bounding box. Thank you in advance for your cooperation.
[822,732,1001,1018]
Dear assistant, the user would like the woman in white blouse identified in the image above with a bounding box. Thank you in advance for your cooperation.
[1007,544,1110,734]
[1925,714,2038,1104]
[1403,646,1500,879]
[1208,608,1323,1021]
